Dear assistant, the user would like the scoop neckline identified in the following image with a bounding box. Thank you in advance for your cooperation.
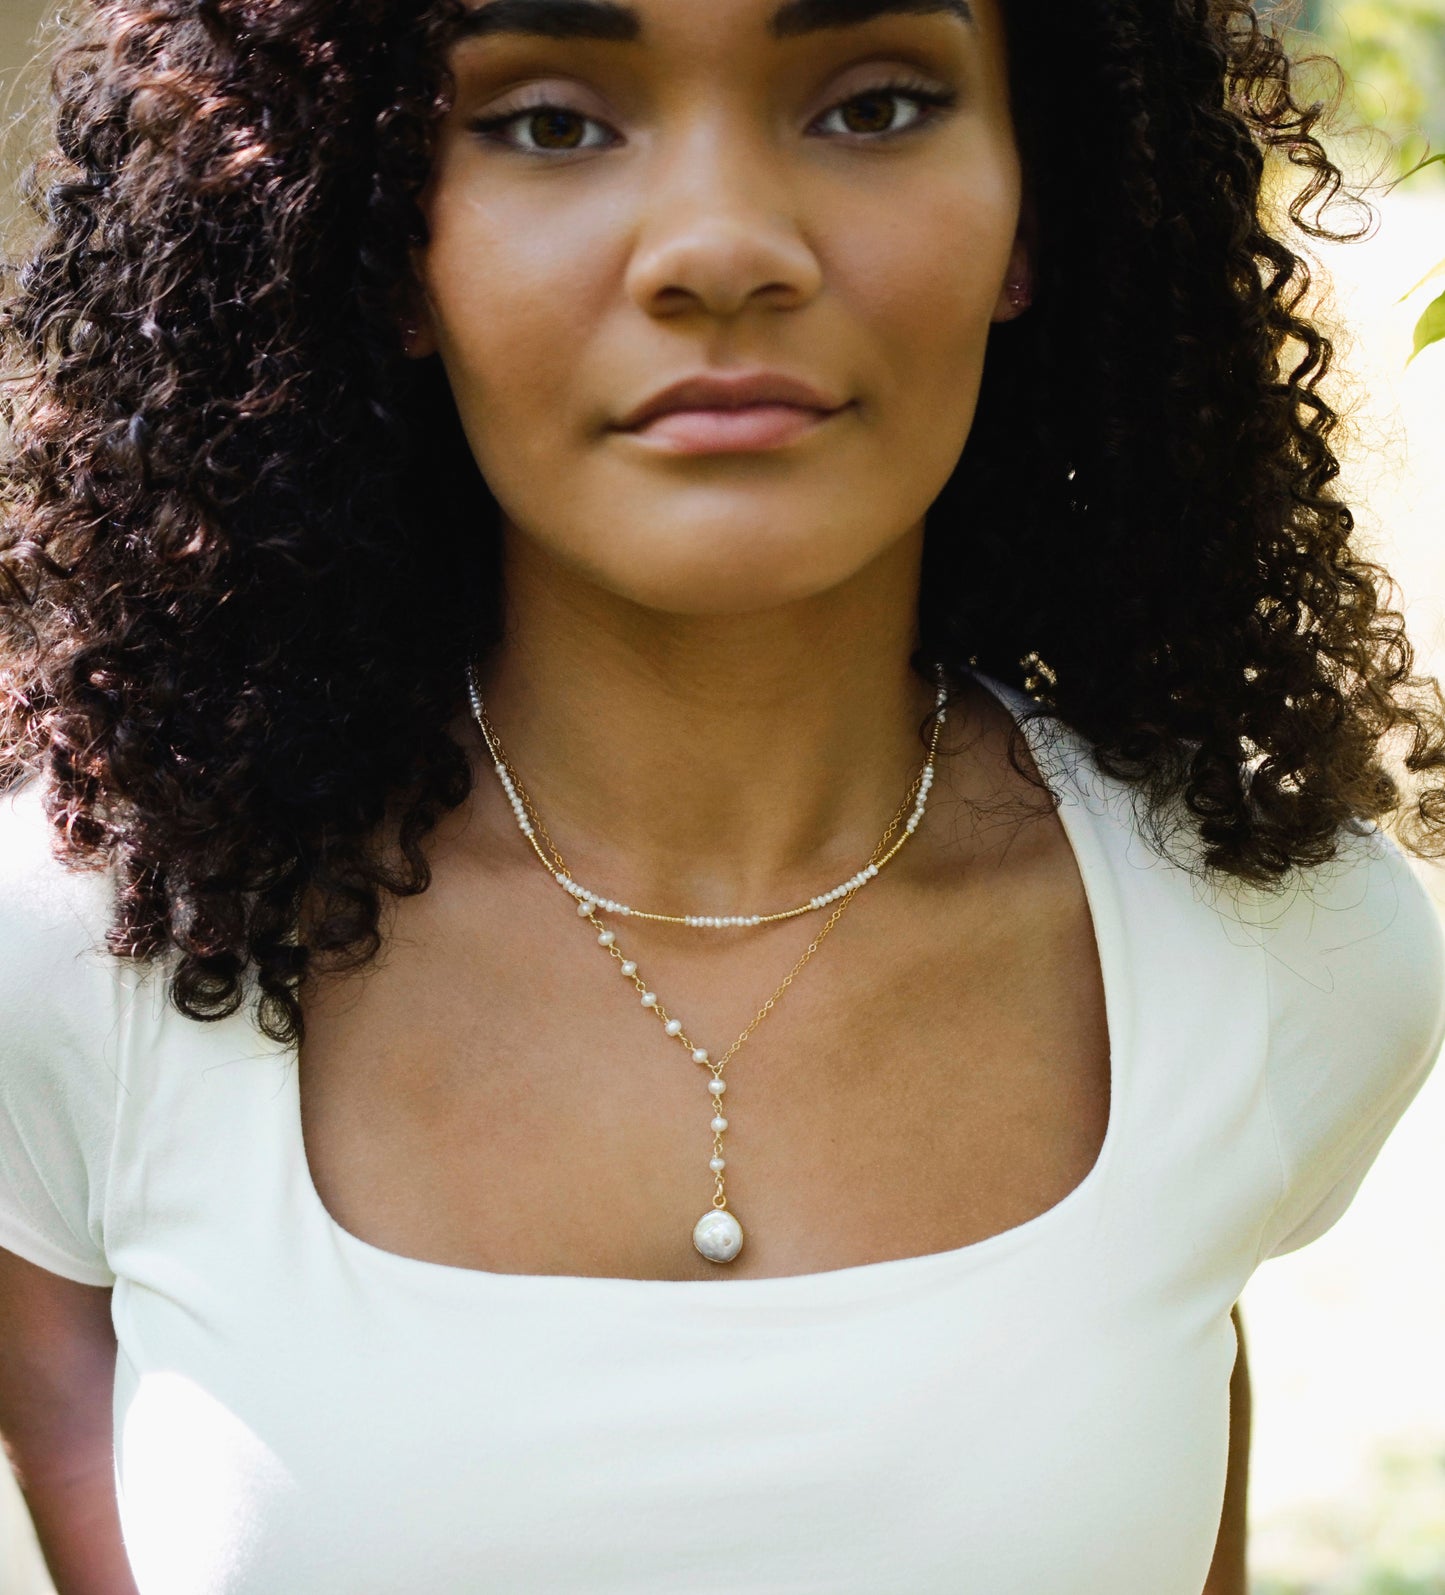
[280,669,1133,1305]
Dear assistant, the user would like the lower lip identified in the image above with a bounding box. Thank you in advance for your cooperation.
[621,403,846,453]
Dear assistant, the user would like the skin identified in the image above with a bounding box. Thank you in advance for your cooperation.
[0,0,1247,1584]
[409,0,1031,919]
[384,0,1075,1285]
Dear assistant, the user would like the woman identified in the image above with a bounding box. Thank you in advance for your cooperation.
[0,0,1442,1589]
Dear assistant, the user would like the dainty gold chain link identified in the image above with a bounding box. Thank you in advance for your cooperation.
[711,892,856,1070]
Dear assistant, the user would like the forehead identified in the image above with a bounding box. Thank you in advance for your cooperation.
[450,0,977,46]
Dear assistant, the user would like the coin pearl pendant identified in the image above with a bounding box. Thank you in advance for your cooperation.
[692,1208,745,1263]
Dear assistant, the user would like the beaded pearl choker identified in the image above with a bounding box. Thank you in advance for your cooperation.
[466,666,948,928]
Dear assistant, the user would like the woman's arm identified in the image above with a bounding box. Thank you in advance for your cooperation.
[0,1246,138,1595]
[1202,1304,1250,1595]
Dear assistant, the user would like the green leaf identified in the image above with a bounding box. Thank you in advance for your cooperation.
[1400,151,1445,183]
[1408,288,1445,364]
[1398,257,1445,305]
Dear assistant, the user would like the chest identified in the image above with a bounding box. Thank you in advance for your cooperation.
[295,815,1111,1282]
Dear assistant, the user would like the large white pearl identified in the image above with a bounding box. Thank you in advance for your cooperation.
[707,1077,726,1095]
[664,1019,682,1036]
[620,961,637,977]
[693,1208,744,1263]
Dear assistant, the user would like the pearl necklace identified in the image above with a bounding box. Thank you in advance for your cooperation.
[570,890,859,1263]
[465,664,948,927]
[465,665,951,1265]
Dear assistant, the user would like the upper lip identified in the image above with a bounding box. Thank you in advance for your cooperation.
[615,371,847,431]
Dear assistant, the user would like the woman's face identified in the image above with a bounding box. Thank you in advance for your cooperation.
[415,0,1025,616]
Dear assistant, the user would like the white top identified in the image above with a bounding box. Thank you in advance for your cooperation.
[2,672,1444,1594]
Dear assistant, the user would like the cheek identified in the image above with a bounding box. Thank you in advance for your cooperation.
[418,178,617,474]
[832,166,1018,450]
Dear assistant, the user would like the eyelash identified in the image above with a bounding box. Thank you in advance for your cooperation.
[468,75,960,157]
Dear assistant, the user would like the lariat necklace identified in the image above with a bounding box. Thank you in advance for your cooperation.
[466,664,950,1265]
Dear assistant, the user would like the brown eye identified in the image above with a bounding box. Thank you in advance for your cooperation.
[815,81,959,142]
[524,108,587,150]
[839,91,901,136]
[470,101,612,156]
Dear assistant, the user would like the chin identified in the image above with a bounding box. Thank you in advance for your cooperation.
[579,530,881,618]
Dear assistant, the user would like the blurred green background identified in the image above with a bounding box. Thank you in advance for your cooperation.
[0,3,1443,1593]
[1291,0,1445,179]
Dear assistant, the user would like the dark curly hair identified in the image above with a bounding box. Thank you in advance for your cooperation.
[2,0,1443,1044]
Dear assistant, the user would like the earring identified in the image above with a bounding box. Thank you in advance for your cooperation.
[1005,275,1032,312]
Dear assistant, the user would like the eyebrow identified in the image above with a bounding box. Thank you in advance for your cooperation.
[452,0,974,45]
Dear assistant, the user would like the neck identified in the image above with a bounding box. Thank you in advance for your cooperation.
[468,525,944,916]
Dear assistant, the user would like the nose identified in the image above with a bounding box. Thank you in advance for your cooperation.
[622,117,825,321]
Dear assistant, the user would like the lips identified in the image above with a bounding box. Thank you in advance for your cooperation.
[615,370,846,432]
[629,404,839,453]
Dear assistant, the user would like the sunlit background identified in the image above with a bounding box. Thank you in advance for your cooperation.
[1,3,1443,1591]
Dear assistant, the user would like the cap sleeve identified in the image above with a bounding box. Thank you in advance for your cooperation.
[1255,826,1445,1263]
[0,782,126,1286]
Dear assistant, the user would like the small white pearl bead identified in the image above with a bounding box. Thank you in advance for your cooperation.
[692,1049,709,1064]
[577,901,593,917]
[709,1157,726,1172]
[710,1116,728,1132]
[597,930,615,946]
[707,1078,726,1095]
[620,961,637,977]
[664,1019,682,1036]
[641,992,658,1007]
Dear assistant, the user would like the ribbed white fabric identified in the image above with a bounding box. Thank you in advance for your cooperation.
[1,671,1442,1594]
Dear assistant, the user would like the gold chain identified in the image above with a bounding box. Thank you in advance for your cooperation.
[502,747,886,1206]
[469,681,944,927]
[579,890,857,1209]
